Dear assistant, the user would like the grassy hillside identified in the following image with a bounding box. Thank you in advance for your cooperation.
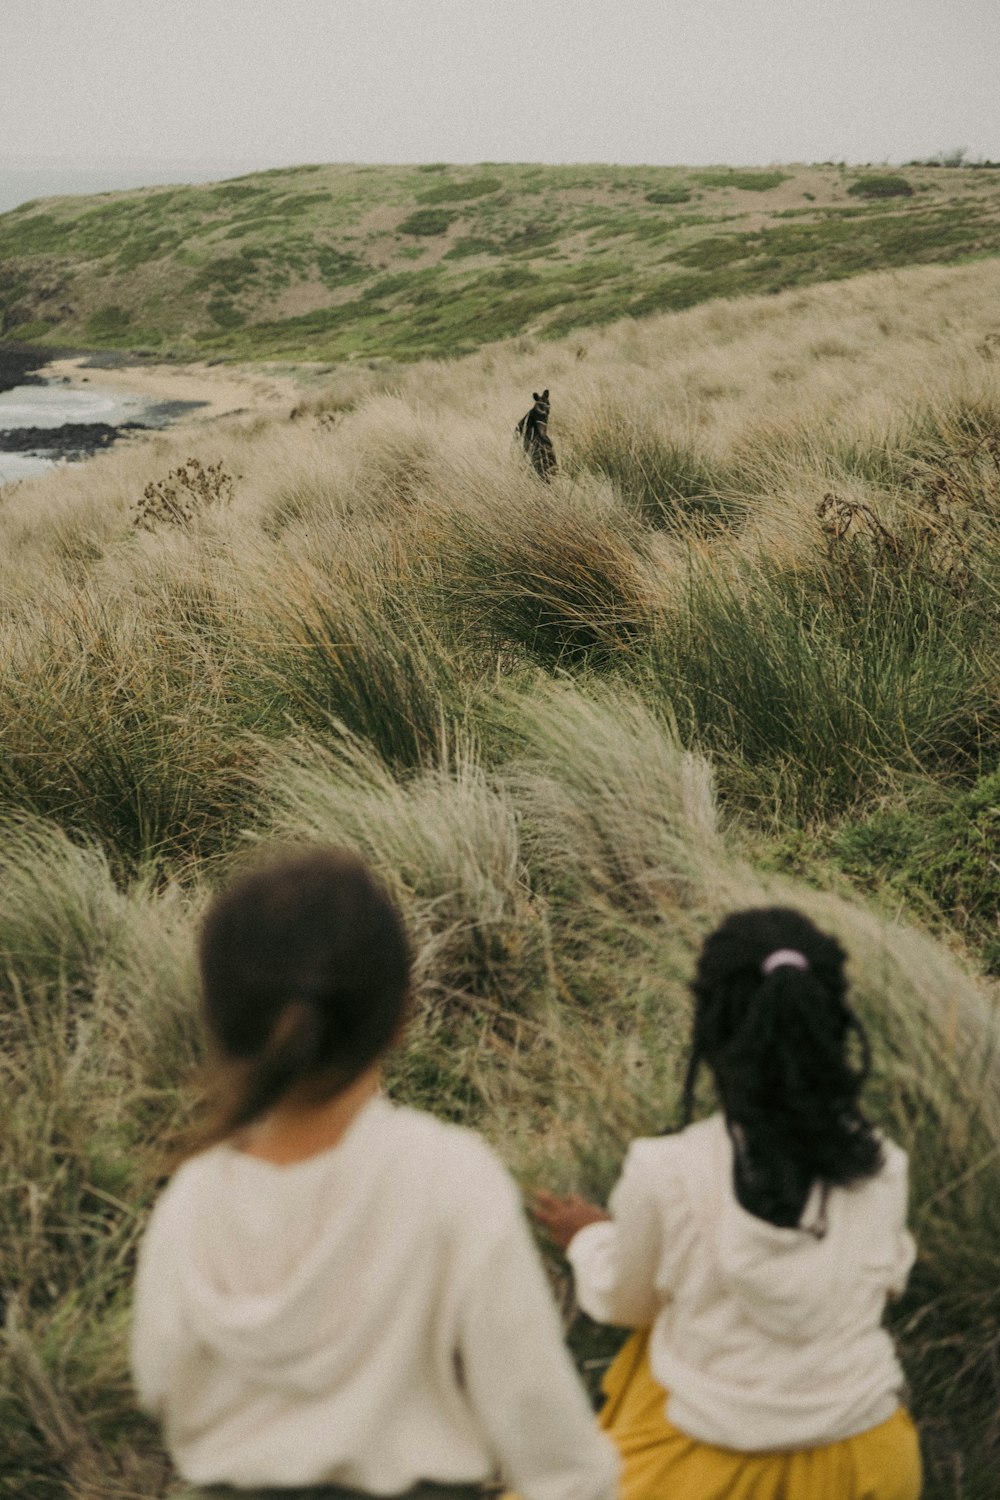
[2,260,1000,1497]
[1,160,1000,361]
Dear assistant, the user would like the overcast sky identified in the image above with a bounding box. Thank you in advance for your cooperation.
[4,0,998,184]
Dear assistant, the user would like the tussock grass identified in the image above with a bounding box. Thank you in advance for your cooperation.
[437,487,657,668]
[0,821,198,1497]
[0,594,255,874]
[648,544,1000,816]
[503,683,719,911]
[254,728,542,1016]
[569,401,744,534]
[2,260,1000,1494]
[261,547,467,773]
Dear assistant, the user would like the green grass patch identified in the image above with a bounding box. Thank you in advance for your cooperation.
[443,236,499,260]
[84,304,132,341]
[830,771,1000,972]
[415,175,504,204]
[2,160,998,361]
[693,169,790,191]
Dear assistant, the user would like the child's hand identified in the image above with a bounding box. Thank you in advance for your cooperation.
[532,1190,610,1252]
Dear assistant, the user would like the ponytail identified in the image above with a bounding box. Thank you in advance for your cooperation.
[218,1000,326,1138]
[685,907,882,1228]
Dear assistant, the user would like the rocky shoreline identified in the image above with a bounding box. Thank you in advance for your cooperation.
[0,419,149,459]
[0,342,165,395]
[0,343,309,481]
[0,344,50,394]
[0,345,209,474]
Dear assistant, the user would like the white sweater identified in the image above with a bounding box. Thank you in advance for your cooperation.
[131,1096,618,1500]
[567,1113,915,1453]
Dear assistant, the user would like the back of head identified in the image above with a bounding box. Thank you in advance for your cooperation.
[198,846,411,1137]
[685,907,882,1227]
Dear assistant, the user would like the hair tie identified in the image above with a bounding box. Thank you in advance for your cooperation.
[761,948,809,976]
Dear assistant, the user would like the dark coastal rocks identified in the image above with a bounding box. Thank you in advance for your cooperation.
[0,420,150,459]
[0,345,49,394]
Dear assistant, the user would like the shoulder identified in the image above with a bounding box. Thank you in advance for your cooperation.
[613,1117,729,1236]
[847,1134,910,1203]
[139,1146,229,1246]
[877,1135,909,1178]
[382,1101,522,1211]
[624,1114,728,1181]
[383,1107,533,1277]
[860,1134,911,1213]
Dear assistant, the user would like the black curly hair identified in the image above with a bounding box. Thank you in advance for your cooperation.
[684,907,882,1229]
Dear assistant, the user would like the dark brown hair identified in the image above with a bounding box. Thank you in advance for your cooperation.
[198,846,411,1139]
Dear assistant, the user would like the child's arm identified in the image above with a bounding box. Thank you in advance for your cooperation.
[884,1141,917,1298]
[538,1144,674,1329]
[130,1194,190,1416]
[454,1151,619,1500]
[532,1191,609,1251]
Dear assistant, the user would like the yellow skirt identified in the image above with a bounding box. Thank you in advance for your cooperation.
[596,1330,922,1500]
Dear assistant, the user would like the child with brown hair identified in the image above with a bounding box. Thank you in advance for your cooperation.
[131,846,618,1500]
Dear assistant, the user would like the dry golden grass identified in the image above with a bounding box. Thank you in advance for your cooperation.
[2,258,1000,1495]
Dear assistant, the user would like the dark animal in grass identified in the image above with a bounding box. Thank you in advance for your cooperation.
[515,389,558,481]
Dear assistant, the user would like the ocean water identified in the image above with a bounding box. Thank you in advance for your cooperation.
[0,452,58,483]
[0,378,201,485]
[0,381,149,430]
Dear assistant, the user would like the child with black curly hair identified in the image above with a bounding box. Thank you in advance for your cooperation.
[534,906,921,1500]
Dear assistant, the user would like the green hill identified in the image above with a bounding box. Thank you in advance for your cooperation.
[2,160,999,361]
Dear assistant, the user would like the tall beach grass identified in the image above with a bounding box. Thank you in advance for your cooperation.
[1,259,999,1495]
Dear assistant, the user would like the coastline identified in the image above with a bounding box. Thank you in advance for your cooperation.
[0,345,319,483]
[41,353,310,425]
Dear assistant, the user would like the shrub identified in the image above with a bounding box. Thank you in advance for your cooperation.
[207,296,246,329]
[415,176,503,204]
[134,457,236,529]
[693,170,789,191]
[397,208,457,237]
[84,304,132,340]
[645,187,692,205]
[847,175,914,199]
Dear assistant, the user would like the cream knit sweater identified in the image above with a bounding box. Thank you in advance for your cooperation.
[132,1095,618,1499]
[568,1112,915,1453]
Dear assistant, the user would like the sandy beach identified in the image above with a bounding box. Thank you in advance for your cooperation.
[42,354,312,425]
[0,350,322,483]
